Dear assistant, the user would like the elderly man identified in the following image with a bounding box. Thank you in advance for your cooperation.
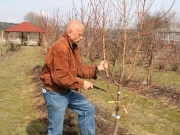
[40,20,108,135]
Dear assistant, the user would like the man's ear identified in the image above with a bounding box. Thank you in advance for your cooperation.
[67,30,72,36]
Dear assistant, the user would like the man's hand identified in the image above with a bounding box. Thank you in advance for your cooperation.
[97,60,108,71]
[83,80,93,90]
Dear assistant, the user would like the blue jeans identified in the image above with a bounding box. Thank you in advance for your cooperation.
[42,88,95,135]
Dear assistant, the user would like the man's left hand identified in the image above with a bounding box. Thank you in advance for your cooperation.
[97,60,108,71]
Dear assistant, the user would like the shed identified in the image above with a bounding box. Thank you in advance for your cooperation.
[5,22,44,46]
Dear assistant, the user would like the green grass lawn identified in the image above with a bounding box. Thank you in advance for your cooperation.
[126,64,180,90]
[0,46,44,135]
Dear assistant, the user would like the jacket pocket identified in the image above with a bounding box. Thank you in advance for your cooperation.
[41,74,53,86]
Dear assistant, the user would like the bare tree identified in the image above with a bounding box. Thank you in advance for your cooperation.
[24,12,40,26]
[37,9,66,54]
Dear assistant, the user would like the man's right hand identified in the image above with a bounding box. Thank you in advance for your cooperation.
[83,80,93,90]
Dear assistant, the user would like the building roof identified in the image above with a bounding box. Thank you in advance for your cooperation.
[5,22,44,33]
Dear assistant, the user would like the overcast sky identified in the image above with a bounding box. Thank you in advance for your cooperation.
[0,0,179,23]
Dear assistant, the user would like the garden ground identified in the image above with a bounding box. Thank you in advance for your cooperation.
[0,46,180,135]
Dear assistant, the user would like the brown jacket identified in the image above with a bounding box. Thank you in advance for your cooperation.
[40,34,97,93]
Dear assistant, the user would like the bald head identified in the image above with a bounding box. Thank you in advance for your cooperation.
[66,20,84,33]
[66,20,84,44]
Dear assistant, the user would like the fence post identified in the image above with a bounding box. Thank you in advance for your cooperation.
[1,30,3,56]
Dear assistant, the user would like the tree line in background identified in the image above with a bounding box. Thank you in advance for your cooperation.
[0,22,17,31]
[22,0,179,134]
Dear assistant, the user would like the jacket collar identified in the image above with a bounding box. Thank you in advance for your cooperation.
[63,33,78,50]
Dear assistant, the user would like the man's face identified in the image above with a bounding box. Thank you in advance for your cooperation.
[68,28,84,44]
